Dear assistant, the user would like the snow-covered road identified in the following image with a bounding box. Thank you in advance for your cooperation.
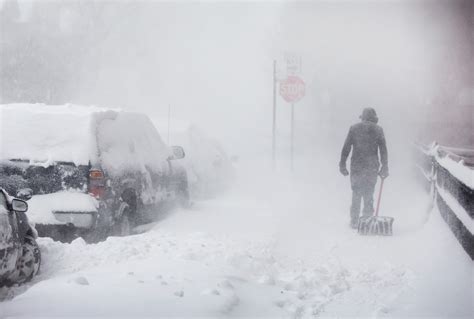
[1,158,472,318]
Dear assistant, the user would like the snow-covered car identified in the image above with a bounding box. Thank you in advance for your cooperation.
[0,188,41,287]
[151,119,234,199]
[0,104,189,242]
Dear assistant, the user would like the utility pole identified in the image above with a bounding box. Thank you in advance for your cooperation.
[291,103,294,172]
[272,60,277,169]
[167,104,171,144]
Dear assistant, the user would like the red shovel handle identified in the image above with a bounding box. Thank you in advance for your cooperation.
[375,177,385,217]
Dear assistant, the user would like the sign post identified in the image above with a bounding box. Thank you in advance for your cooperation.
[279,75,305,171]
[272,60,277,170]
[291,103,295,171]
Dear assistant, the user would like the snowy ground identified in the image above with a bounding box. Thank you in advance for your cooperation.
[1,156,472,318]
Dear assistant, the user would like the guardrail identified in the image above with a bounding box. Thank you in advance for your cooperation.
[415,142,473,259]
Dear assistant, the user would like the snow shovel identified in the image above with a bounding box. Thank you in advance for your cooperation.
[358,177,394,236]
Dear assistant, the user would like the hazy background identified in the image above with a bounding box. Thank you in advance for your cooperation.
[1,0,472,164]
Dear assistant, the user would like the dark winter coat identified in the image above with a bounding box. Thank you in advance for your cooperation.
[339,120,388,178]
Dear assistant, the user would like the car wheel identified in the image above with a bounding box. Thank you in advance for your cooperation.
[113,202,131,237]
[8,234,41,285]
[177,178,191,208]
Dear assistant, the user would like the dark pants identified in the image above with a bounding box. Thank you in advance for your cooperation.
[350,169,378,222]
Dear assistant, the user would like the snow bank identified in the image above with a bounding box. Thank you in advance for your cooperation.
[0,226,413,317]
[1,159,472,317]
[27,191,98,227]
[0,103,115,166]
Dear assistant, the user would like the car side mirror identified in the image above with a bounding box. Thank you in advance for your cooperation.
[169,145,185,160]
[12,199,28,212]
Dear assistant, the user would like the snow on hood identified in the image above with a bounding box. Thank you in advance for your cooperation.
[0,103,118,166]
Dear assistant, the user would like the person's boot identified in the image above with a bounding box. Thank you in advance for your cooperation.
[350,218,359,229]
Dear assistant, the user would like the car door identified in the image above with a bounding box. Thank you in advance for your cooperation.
[0,191,20,280]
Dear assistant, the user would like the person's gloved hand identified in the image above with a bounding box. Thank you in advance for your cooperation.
[379,166,389,179]
[339,166,349,176]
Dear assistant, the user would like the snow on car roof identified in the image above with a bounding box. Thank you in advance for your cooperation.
[0,103,119,166]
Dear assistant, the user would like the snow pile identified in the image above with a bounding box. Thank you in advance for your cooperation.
[26,191,98,226]
[0,226,412,317]
[1,150,472,317]
[98,112,170,177]
[0,104,171,178]
[0,103,114,166]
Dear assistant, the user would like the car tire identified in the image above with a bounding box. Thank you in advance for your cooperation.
[177,176,191,208]
[113,202,131,237]
[8,234,41,285]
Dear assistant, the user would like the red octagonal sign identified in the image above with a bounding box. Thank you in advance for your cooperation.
[279,76,305,103]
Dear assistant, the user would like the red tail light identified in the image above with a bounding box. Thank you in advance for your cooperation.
[89,169,105,199]
[89,170,104,179]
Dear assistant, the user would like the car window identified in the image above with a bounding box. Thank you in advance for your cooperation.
[0,192,7,211]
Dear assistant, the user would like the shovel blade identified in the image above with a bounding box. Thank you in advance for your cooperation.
[358,216,394,236]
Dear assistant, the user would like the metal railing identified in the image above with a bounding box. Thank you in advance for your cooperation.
[415,142,474,259]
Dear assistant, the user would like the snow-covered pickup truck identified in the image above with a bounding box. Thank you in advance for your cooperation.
[0,188,41,287]
[0,104,189,242]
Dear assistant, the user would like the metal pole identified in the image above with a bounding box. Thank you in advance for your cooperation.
[291,103,294,171]
[167,104,171,144]
[272,60,277,169]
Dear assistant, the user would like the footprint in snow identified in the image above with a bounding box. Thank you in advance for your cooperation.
[218,280,234,290]
[74,276,89,285]
[174,290,184,297]
[258,274,276,285]
[201,289,220,296]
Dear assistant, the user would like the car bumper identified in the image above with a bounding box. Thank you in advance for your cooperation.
[52,211,96,228]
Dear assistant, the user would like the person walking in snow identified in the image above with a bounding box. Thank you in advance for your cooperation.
[339,108,389,229]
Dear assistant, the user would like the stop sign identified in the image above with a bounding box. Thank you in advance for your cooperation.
[279,76,305,103]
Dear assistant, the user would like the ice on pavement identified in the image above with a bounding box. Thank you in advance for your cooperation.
[1,155,471,318]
